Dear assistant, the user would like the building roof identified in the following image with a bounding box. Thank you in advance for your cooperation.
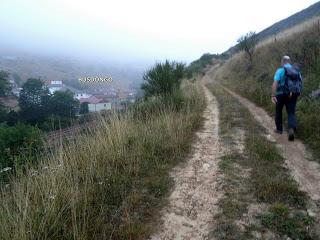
[48,82,89,95]
[79,96,112,104]
[48,84,63,88]
[61,85,83,94]
[0,97,19,110]
[79,96,102,104]
[87,86,117,96]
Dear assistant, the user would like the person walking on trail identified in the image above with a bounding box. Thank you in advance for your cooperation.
[271,55,302,141]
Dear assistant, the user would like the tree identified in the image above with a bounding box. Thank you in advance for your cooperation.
[48,90,79,118]
[79,102,89,114]
[18,78,50,124]
[141,60,185,98]
[199,53,214,66]
[0,71,12,97]
[0,104,7,123]
[0,123,43,169]
[237,31,258,64]
[6,110,19,126]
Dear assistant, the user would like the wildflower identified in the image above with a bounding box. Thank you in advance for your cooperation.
[49,194,55,200]
[0,167,12,173]
[30,170,38,177]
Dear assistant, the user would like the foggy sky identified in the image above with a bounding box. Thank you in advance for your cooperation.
[1,0,319,65]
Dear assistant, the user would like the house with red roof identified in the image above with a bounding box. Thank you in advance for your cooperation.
[0,97,19,111]
[79,96,111,112]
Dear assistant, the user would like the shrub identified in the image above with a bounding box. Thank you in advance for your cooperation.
[6,110,19,126]
[141,60,185,98]
[0,104,7,123]
[0,123,43,171]
[0,71,11,96]
[237,31,258,65]
[79,102,89,114]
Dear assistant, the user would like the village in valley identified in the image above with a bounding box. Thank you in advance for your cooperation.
[47,80,137,112]
[0,70,138,114]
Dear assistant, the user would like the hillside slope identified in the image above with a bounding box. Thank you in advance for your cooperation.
[0,53,144,89]
[223,2,320,56]
[257,1,320,41]
[189,2,320,70]
[212,15,320,160]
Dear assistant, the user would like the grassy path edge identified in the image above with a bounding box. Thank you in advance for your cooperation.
[207,82,319,239]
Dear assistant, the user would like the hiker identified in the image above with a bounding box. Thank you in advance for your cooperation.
[271,55,302,141]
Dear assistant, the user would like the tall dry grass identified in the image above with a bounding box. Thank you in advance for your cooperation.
[0,81,205,240]
[257,16,320,49]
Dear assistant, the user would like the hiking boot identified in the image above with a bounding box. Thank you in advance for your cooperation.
[274,129,283,134]
[288,128,295,141]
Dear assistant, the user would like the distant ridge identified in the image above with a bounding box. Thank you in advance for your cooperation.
[257,1,320,40]
[223,1,320,56]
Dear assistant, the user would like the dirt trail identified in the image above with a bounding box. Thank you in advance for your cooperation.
[149,85,223,240]
[221,86,320,202]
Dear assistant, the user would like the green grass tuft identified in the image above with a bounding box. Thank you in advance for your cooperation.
[260,203,314,239]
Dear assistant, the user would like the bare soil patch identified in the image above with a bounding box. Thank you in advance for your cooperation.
[149,86,223,240]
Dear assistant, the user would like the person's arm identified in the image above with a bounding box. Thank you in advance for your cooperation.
[272,81,278,96]
[271,81,278,103]
[271,68,281,103]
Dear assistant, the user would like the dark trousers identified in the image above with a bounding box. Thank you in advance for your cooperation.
[275,94,298,132]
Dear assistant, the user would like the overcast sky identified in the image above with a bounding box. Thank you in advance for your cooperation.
[0,0,319,65]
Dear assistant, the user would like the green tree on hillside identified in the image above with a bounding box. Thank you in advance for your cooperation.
[141,60,185,97]
[0,123,43,169]
[0,105,7,123]
[237,31,258,65]
[6,110,19,126]
[0,71,12,97]
[48,90,79,118]
[79,102,89,114]
[18,78,50,124]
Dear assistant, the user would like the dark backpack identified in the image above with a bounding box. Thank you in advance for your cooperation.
[281,66,302,95]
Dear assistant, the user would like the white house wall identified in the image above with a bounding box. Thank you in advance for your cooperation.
[88,102,112,112]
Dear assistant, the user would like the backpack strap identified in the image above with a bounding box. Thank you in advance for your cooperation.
[280,67,289,95]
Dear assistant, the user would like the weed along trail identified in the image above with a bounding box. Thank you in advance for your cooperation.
[149,85,223,240]
[221,86,320,203]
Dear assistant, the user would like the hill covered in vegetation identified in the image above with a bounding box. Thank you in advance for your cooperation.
[222,2,320,57]
[257,1,320,41]
[214,15,320,160]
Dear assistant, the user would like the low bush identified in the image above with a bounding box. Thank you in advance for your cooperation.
[0,123,43,175]
[141,60,185,97]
